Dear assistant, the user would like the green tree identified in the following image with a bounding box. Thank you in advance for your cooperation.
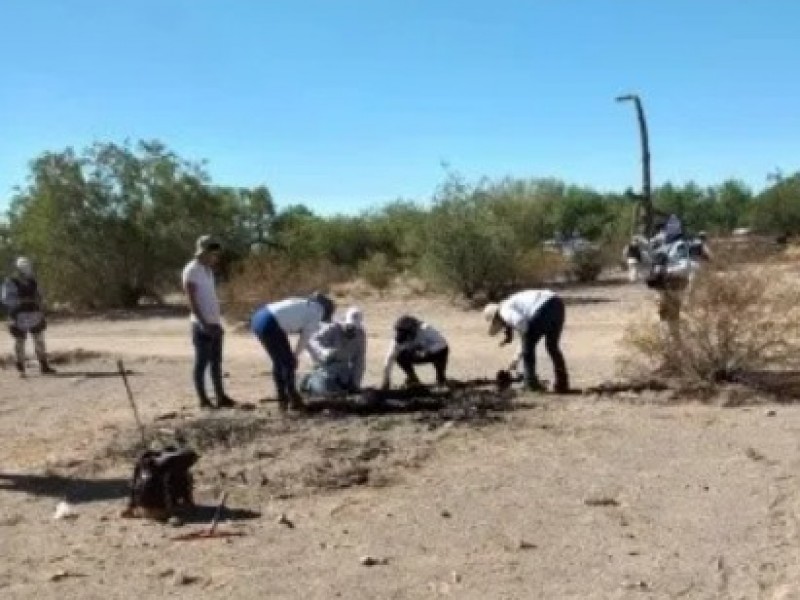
[8,140,241,308]
[751,172,800,235]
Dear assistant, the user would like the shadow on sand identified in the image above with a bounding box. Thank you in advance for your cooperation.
[0,472,129,503]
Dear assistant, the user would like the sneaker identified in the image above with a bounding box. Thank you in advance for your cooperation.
[15,362,25,378]
[199,398,216,410]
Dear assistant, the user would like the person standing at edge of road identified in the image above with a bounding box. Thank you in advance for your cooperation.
[182,235,235,410]
[1,256,56,377]
[250,292,336,411]
[483,289,570,394]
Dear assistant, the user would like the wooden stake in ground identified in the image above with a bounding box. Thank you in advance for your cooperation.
[118,359,147,449]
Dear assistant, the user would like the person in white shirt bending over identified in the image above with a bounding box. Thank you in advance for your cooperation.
[382,315,449,389]
[182,235,235,409]
[250,292,335,411]
[483,290,570,394]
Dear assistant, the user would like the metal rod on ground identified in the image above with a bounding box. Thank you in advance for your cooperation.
[117,359,147,448]
[207,492,228,536]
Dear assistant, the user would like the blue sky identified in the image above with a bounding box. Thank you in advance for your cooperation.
[1,0,798,215]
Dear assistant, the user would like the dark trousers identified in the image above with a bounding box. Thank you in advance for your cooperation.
[253,311,298,401]
[522,297,569,392]
[397,346,449,384]
[191,323,225,402]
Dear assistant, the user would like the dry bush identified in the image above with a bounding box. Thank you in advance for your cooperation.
[357,252,395,292]
[621,266,800,384]
[221,254,350,323]
[514,249,569,286]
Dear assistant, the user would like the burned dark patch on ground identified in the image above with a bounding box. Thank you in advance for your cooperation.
[93,388,519,500]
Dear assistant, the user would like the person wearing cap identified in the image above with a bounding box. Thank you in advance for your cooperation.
[182,235,235,409]
[381,315,449,389]
[250,292,336,410]
[1,256,56,376]
[484,289,569,393]
[302,306,367,396]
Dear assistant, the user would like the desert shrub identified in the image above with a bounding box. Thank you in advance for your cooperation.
[621,266,800,384]
[569,247,604,283]
[221,253,349,322]
[358,252,395,292]
[512,249,569,287]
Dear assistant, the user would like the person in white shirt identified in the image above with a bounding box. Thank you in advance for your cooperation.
[302,306,367,396]
[484,289,570,393]
[2,256,55,377]
[381,315,449,389]
[250,292,335,410]
[182,235,234,409]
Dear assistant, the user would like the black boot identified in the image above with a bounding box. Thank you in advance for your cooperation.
[198,396,216,410]
[39,360,56,375]
[288,389,305,411]
[15,361,25,378]
[216,394,236,409]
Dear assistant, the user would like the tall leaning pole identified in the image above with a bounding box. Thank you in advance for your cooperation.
[616,94,654,238]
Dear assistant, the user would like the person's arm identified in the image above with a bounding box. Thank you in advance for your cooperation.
[183,281,207,327]
[296,316,320,358]
[307,325,334,364]
[381,341,399,388]
[1,279,18,311]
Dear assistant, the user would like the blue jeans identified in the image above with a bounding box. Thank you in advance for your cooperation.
[251,307,298,402]
[521,297,569,392]
[192,323,226,403]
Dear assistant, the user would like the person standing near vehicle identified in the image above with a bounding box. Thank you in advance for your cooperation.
[1,256,56,377]
[182,235,235,409]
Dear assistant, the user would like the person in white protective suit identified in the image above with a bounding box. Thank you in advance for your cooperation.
[302,307,367,396]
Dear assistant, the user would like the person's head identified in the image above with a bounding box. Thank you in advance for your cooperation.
[195,235,222,266]
[343,306,363,338]
[15,256,34,279]
[483,303,504,336]
[309,291,335,322]
[394,315,420,344]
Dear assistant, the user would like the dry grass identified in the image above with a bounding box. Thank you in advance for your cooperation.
[621,266,800,386]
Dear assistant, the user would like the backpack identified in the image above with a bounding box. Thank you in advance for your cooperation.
[128,447,198,516]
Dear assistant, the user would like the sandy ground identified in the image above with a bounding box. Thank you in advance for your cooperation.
[2,281,800,599]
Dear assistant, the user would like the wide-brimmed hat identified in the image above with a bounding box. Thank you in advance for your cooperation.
[483,303,503,336]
